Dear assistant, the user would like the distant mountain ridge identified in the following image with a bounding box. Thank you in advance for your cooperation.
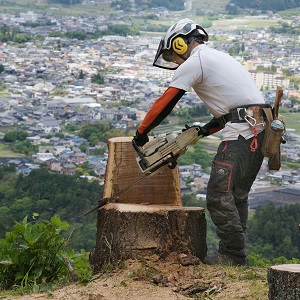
[229,0,300,11]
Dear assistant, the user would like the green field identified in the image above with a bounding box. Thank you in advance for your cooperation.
[0,0,112,16]
[212,16,279,31]
[192,0,229,12]
[281,112,300,135]
[0,143,24,158]
[0,92,11,98]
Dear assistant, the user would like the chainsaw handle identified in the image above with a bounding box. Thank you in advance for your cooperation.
[132,139,146,160]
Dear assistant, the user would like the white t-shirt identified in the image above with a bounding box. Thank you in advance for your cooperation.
[169,44,265,140]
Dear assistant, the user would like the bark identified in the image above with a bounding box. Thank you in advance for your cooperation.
[268,264,300,299]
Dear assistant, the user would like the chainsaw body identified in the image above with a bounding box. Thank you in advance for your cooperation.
[133,127,200,175]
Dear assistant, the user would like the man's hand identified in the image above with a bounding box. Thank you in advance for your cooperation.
[183,124,209,137]
[133,130,149,147]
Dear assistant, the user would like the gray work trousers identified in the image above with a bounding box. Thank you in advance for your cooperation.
[206,131,265,259]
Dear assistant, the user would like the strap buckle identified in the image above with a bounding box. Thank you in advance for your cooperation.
[237,107,258,126]
[236,108,247,120]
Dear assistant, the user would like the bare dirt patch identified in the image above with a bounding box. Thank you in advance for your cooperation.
[12,254,269,300]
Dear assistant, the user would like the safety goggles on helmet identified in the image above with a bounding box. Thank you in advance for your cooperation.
[153,18,209,70]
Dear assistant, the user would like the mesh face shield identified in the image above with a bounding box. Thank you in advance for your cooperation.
[153,38,179,70]
[152,21,209,70]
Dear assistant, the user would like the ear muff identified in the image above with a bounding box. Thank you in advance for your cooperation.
[172,37,188,55]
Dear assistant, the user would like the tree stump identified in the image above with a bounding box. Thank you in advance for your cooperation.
[90,203,207,273]
[89,137,207,273]
[268,264,300,299]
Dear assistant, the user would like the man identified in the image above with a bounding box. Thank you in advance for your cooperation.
[133,19,269,266]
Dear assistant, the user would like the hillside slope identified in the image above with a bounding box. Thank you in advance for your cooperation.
[13,256,269,300]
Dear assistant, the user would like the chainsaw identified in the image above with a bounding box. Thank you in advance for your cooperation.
[132,126,202,174]
[84,126,202,216]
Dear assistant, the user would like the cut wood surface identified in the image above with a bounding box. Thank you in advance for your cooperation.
[268,264,300,300]
[90,203,207,273]
[103,137,182,205]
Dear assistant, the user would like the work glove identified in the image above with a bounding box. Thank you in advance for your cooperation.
[132,130,149,147]
[183,124,209,138]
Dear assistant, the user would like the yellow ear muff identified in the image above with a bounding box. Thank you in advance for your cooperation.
[172,37,188,55]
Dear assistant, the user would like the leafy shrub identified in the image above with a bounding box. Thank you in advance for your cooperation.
[247,252,300,267]
[0,214,83,290]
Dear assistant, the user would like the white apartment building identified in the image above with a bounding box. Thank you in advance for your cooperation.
[249,70,290,90]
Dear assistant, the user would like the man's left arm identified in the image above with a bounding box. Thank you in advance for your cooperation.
[202,117,223,136]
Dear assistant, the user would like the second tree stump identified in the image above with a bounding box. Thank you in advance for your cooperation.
[268,264,300,299]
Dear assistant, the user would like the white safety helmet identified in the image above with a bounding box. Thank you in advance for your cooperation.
[153,18,209,70]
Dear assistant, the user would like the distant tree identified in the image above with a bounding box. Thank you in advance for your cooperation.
[79,141,89,153]
[64,124,80,132]
[145,14,159,20]
[13,34,31,44]
[79,122,112,146]
[9,167,104,250]
[176,105,210,122]
[103,24,140,36]
[178,142,213,171]
[111,0,132,11]
[79,69,84,79]
[64,30,86,40]
[51,88,68,96]
[49,31,63,38]
[91,73,104,85]
[4,130,28,142]
[0,64,4,74]
[0,24,11,42]
[78,122,130,146]
[247,203,300,261]
[13,140,38,155]
[225,3,240,15]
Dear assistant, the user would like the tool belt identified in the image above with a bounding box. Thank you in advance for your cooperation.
[217,104,272,127]
[217,103,284,171]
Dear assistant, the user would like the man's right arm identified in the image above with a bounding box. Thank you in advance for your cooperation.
[133,87,186,147]
[137,87,186,135]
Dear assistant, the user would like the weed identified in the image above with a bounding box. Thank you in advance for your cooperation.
[0,214,93,293]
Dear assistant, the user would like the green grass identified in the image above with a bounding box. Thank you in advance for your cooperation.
[192,0,229,12]
[0,143,24,158]
[280,111,300,134]
[0,92,11,98]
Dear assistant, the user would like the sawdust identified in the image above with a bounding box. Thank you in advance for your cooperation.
[11,255,269,300]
